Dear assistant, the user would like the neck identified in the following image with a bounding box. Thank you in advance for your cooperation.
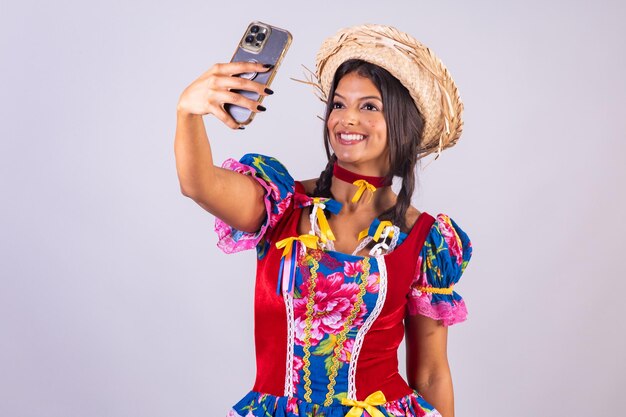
[330,162,394,210]
[332,163,391,187]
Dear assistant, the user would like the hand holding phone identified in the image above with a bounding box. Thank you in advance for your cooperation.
[225,21,292,126]
[176,61,269,127]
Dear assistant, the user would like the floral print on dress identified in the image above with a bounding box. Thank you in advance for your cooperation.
[292,355,304,387]
[291,250,380,405]
[293,271,367,346]
[343,260,363,277]
[406,213,472,326]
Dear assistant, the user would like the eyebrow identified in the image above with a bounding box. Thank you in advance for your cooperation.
[334,92,383,101]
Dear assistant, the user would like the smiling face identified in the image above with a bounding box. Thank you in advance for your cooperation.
[326,72,389,176]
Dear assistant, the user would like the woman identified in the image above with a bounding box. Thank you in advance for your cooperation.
[175,24,472,417]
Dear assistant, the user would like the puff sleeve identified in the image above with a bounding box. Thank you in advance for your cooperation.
[406,213,473,326]
[214,153,295,254]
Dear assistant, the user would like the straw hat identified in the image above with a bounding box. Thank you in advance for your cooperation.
[314,24,464,159]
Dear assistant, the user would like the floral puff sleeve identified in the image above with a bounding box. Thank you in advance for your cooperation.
[214,153,295,255]
[407,213,473,326]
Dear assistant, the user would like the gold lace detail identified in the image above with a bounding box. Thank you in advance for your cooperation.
[302,254,320,402]
[323,258,370,406]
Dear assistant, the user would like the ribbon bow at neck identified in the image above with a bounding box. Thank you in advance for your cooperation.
[351,180,377,203]
[341,390,387,417]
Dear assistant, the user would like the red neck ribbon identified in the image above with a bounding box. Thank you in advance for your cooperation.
[332,163,392,187]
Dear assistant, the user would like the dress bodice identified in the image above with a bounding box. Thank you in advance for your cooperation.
[214,154,473,417]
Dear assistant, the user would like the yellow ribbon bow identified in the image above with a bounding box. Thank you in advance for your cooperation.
[351,180,377,203]
[313,198,336,243]
[358,221,394,242]
[275,234,320,258]
[341,390,387,417]
[372,220,393,241]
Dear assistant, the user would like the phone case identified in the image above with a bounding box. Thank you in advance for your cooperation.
[226,22,292,125]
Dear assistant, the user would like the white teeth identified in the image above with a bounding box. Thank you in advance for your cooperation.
[339,133,365,141]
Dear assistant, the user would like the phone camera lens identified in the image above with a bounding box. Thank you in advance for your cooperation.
[256,32,266,41]
[250,25,259,33]
[245,35,255,43]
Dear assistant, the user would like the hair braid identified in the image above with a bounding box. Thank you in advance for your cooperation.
[312,154,337,198]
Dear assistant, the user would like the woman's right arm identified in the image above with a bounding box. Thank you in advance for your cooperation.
[174,62,272,233]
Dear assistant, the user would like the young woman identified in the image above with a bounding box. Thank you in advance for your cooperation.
[175,24,472,417]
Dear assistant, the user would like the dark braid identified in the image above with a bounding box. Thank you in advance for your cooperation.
[312,154,337,198]
[379,153,419,232]
[379,101,423,232]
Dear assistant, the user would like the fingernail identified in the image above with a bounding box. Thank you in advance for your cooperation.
[257,105,266,112]
[262,64,274,69]
[264,88,274,95]
[238,126,245,130]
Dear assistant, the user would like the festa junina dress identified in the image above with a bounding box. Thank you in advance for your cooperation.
[214,154,473,417]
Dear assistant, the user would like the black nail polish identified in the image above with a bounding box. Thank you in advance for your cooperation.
[257,105,266,112]
[262,64,274,69]
[238,126,245,130]
[264,88,274,95]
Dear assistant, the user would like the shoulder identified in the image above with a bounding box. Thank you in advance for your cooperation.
[405,205,422,230]
[298,178,319,195]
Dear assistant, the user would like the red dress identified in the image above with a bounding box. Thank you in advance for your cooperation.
[214,154,472,417]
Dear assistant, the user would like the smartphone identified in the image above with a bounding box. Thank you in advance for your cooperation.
[226,21,292,126]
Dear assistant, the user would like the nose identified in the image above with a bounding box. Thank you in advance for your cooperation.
[341,107,359,126]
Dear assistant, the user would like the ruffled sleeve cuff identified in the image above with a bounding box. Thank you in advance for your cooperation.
[407,213,473,326]
[214,153,294,254]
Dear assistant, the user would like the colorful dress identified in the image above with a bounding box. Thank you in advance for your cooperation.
[214,154,473,417]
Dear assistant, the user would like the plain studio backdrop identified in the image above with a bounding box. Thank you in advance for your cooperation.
[1,0,625,416]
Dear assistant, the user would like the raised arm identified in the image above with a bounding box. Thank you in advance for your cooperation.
[174,62,272,232]
[405,314,454,417]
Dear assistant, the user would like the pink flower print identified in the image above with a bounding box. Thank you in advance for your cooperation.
[338,338,354,363]
[416,253,424,277]
[271,196,292,227]
[265,177,281,200]
[286,396,299,414]
[293,272,366,346]
[293,192,312,208]
[412,253,428,288]
[343,260,363,277]
[292,355,304,386]
[385,400,406,416]
[437,215,463,264]
[320,251,343,270]
[366,273,380,293]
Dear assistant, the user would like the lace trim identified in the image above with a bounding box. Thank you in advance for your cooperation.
[352,224,399,257]
[352,236,373,256]
[282,289,296,396]
[389,226,401,251]
[347,254,388,400]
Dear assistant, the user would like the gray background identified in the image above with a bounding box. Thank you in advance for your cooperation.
[1,0,625,416]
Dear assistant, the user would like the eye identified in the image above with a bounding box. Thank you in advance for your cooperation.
[362,102,380,111]
[331,101,344,109]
